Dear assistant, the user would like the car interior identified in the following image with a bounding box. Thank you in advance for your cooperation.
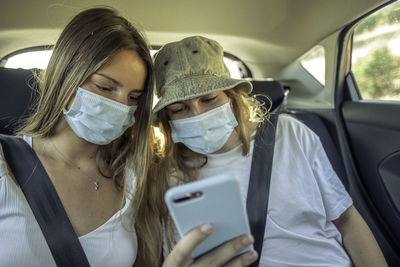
[1,0,399,265]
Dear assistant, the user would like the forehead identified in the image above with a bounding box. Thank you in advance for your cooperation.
[96,49,147,88]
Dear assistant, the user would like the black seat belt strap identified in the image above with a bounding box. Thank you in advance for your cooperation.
[0,134,90,267]
[246,105,281,267]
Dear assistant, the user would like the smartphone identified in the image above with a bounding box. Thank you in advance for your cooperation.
[164,173,253,259]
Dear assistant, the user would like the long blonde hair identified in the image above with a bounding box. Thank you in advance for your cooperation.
[16,7,161,266]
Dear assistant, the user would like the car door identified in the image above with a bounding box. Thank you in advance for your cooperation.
[337,1,400,265]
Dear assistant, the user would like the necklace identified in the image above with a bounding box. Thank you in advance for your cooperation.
[49,140,100,190]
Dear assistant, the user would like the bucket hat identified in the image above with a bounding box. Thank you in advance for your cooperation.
[153,36,252,113]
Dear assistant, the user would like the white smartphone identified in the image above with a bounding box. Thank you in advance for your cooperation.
[164,173,253,259]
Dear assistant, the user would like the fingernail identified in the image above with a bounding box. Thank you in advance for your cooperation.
[200,223,213,234]
[241,234,254,246]
[247,250,257,261]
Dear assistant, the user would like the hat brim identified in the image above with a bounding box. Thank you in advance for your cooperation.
[153,75,252,114]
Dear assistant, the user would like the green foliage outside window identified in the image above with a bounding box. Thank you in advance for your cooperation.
[352,1,400,100]
[353,47,400,99]
[355,3,400,35]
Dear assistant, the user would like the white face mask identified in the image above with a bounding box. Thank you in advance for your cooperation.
[63,87,137,145]
[169,102,238,154]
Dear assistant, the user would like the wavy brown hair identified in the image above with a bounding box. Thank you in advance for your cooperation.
[15,7,162,267]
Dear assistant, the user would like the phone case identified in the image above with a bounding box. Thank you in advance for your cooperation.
[164,173,253,259]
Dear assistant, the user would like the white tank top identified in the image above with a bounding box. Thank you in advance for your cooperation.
[0,136,137,267]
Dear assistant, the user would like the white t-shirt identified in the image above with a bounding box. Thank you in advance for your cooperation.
[172,114,353,266]
[0,136,137,267]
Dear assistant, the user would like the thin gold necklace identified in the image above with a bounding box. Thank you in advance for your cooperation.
[50,140,100,190]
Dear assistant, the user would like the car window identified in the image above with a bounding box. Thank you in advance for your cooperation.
[3,50,52,69]
[352,1,400,101]
[2,48,249,79]
[300,45,325,86]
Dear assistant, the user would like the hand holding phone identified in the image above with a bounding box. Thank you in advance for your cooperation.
[164,173,253,259]
[162,223,258,267]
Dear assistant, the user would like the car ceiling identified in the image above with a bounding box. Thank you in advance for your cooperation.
[0,0,389,77]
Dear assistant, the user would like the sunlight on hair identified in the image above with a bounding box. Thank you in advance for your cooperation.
[153,126,165,148]
[247,94,271,123]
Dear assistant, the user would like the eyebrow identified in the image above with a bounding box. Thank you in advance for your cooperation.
[95,72,144,92]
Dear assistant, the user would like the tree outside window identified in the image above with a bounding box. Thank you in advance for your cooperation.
[352,1,400,101]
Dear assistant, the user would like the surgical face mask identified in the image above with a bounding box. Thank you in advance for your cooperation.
[63,87,137,145]
[169,102,238,154]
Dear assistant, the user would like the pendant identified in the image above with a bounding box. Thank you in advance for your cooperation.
[94,181,99,190]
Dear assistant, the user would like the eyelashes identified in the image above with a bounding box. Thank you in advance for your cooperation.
[168,95,219,114]
[95,84,111,91]
[202,95,217,102]
[171,106,184,114]
[94,84,141,104]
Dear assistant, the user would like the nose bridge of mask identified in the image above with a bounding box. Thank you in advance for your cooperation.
[173,102,230,123]
[169,102,238,154]
[64,88,139,145]
[169,102,235,138]
[73,88,137,125]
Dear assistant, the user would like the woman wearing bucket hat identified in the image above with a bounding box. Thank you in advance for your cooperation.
[151,36,387,267]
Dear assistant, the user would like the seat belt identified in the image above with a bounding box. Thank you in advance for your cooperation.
[0,134,90,267]
[246,104,281,267]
